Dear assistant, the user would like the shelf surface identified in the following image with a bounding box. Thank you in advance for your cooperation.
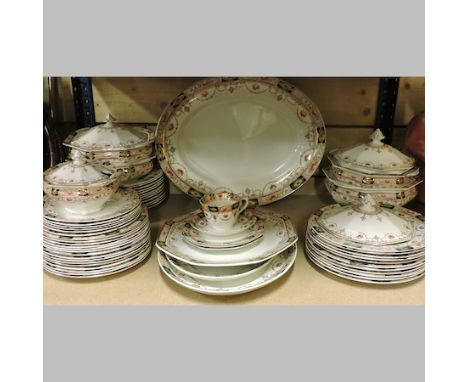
[43,190,425,305]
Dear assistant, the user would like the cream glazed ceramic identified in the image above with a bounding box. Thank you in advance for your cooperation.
[331,129,415,174]
[64,114,154,152]
[325,179,417,207]
[190,209,259,236]
[323,166,422,190]
[317,195,414,246]
[182,216,264,249]
[156,77,326,206]
[158,244,297,295]
[304,199,425,284]
[43,150,121,215]
[199,192,249,233]
[165,256,271,282]
[156,208,297,266]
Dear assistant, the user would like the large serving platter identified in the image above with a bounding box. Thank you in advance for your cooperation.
[156,77,326,205]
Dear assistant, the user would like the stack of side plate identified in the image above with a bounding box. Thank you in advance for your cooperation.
[155,208,298,295]
[43,189,152,278]
[305,195,425,284]
[121,169,168,209]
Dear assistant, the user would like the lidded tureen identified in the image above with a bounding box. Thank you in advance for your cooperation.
[317,194,414,246]
[43,150,121,215]
[64,114,154,152]
[330,129,415,174]
[63,114,156,181]
[324,129,421,206]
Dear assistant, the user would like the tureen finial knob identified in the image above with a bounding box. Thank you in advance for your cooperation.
[369,128,385,147]
[70,149,85,166]
[104,114,116,127]
[354,194,382,214]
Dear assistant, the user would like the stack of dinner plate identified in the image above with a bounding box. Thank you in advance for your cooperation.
[43,190,151,278]
[305,195,425,284]
[121,169,168,209]
[324,129,422,207]
[43,151,151,278]
[155,208,298,295]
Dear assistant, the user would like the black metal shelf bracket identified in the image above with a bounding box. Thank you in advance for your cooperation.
[71,77,96,129]
[374,77,400,144]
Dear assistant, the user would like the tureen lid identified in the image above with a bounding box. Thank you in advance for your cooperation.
[332,129,415,173]
[64,114,154,152]
[43,150,111,187]
[317,194,414,245]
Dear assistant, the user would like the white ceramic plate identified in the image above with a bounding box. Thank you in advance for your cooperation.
[44,246,150,278]
[156,208,297,266]
[156,77,326,205]
[306,248,424,284]
[121,169,164,187]
[165,256,270,282]
[158,244,297,295]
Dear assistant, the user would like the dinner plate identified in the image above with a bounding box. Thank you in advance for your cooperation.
[158,244,297,295]
[156,208,297,266]
[165,256,270,282]
[156,77,326,205]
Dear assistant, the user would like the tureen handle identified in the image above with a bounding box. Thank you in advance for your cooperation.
[353,194,382,215]
[70,149,86,166]
[369,128,385,147]
[104,113,117,127]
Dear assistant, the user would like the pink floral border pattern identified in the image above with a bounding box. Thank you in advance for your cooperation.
[156,77,326,205]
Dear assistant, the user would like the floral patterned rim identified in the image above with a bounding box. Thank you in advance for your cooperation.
[325,179,418,207]
[305,234,424,269]
[182,218,264,249]
[158,244,296,295]
[306,242,424,278]
[156,77,326,206]
[327,154,420,178]
[190,209,258,236]
[323,166,422,190]
[155,207,298,266]
[44,234,152,271]
[306,231,424,261]
[43,240,151,278]
[306,248,425,284]
[166,256,271,282]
